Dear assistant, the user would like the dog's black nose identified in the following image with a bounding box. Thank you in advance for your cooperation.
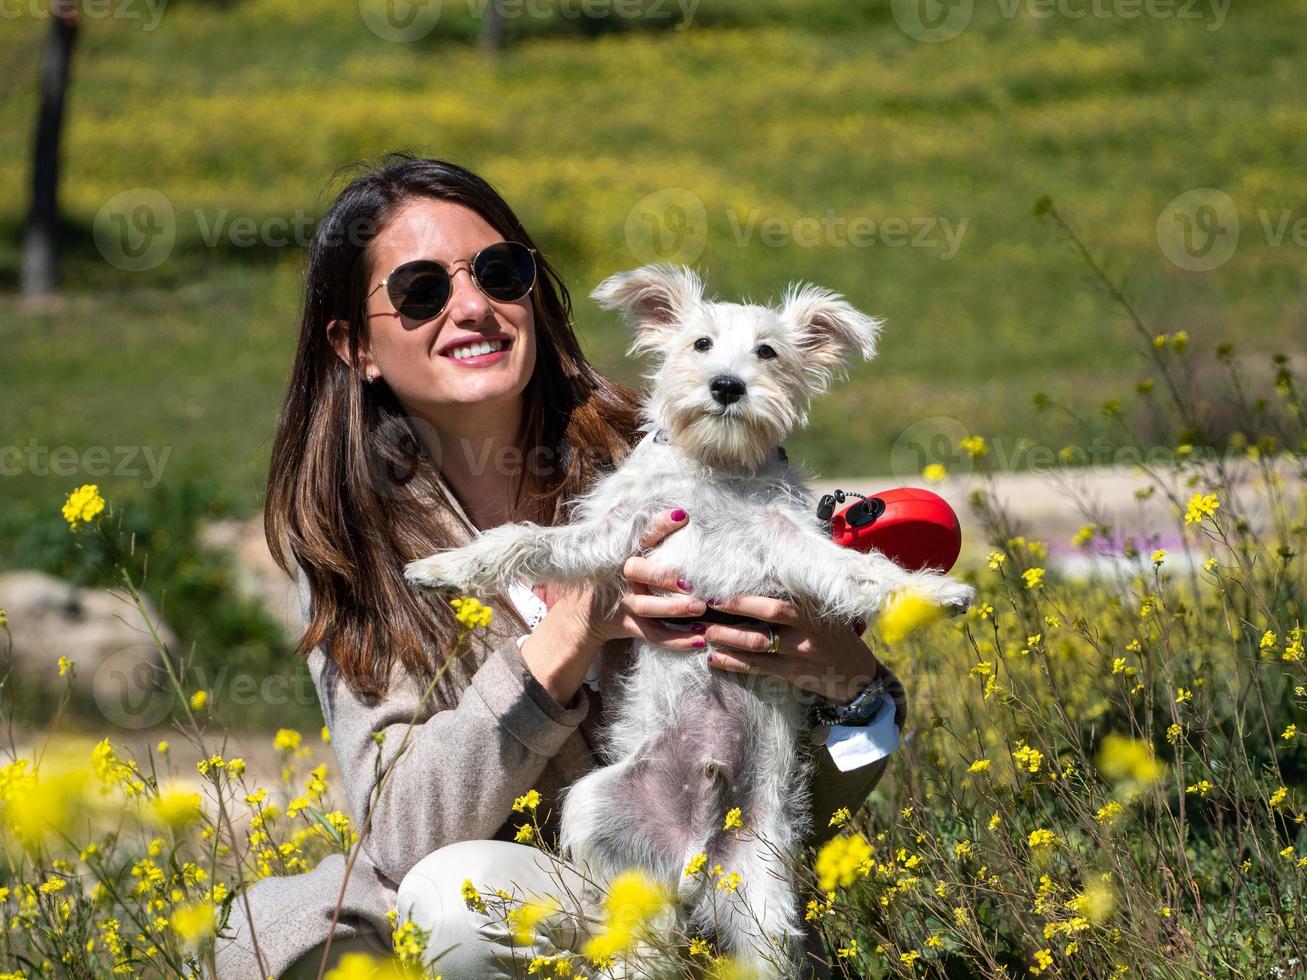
[709,375,747,405]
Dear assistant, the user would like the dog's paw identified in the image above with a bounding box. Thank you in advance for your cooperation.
[934,580,975,616]
[404,552,473,592]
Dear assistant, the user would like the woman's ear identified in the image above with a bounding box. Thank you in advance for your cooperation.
[327,319,378,382]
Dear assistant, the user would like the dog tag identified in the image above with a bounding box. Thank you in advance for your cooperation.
[809,723,831,746]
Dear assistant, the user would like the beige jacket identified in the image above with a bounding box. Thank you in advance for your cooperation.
[214,473,901,978]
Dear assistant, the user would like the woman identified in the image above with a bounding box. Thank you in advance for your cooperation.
[216,155,904,979]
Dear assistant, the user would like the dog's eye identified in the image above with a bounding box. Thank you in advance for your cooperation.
[693,337,713,352]
[755,344,777,360]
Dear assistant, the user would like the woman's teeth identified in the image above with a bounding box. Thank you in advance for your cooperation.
[448,339,508,359]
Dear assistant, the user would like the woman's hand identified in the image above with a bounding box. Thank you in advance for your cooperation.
[517,508,707,705]
[537,508,708,649]
[695,595,880,705]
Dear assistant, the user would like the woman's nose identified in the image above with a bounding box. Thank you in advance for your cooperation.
[445,266,492,323]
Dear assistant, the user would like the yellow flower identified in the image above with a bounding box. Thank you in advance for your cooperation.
[814,833,873,891]
[922,463,947,483]
[878,591,947,644]
[150,787,203,831]
[273,729,302,752]
[461,879,486,914]
[513,789,541,813]
[156,740,170,754]
[170,901,216,949]
[391,917,428,964]
[968,759,990,774]
[1096,801,1125,825]
[1096,735,1164,795]
[1030,947,1054,974]
[323,953,410,979]
[1027,829,1059,850]
[829,807,851,827]
[61,484,106,531]
[715,870,741,893]
[1071,525,1095,548]
[450,596,494,630]
[1284,725,1298,742]
[960,435,988,458]
[1022,567,1046,590]
[1152,549,1166,565]
[56,656,73,677]
[1069,879,1116,923]
[688,937,711,958]
[507,897,560,946]
[190,691,209,711]
[684,852,708,877]
[0,609,7,629]
[514,823,535,845]
[581,871,669,963]
[723,807,743,831]
[986,551,1007,570]
[1012,744,1044,774]
[1187,780,1213,797]
[1270,787,1288,809]
[1183,492,1220,526]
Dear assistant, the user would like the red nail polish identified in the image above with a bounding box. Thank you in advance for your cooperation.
[690,622,707,635]
[677,577,692,591]
[692,637,705,648]
[670,508,687,522]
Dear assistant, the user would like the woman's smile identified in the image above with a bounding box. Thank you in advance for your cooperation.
[436,332,514,367]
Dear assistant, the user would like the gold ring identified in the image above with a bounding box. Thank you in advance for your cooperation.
[767,628,782,654]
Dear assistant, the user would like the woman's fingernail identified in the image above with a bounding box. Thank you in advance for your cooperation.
[692,637,706,648]
[677,577,692,591]
[690,622,707,635]
[670,508,687,522]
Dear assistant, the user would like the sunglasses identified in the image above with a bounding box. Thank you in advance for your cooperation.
[368,241,538,321]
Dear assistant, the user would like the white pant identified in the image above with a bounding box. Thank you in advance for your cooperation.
[398,840,606,978]
[397,840,833,979]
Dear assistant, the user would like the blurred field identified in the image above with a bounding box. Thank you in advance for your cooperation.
[2,0,1304,524]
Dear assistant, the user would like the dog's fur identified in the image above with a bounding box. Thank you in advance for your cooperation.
[405,265,973,976]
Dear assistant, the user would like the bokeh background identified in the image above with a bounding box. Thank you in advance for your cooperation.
[1,0,1303,731]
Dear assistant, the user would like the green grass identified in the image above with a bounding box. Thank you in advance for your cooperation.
[2,0,1304,523]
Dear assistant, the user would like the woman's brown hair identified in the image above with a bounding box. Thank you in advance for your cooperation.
[266,154,643,699]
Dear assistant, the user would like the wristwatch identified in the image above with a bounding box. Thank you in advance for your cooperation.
[813,672,889,727]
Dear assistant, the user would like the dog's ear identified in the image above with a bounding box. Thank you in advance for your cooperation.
[591,264,704,357]
[781,283,882,392]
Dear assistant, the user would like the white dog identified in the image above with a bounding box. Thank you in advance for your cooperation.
[405,265,973,976]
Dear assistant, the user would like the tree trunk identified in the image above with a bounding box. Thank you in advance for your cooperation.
[479,0,505,55]
[22,1,79,298]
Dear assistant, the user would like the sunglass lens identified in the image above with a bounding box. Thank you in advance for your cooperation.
[474,242,537,301]
[388,262,451,320]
